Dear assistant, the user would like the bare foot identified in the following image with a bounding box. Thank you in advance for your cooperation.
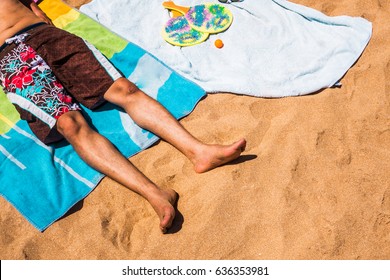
[147,188,178,233]
[193,138,247,173]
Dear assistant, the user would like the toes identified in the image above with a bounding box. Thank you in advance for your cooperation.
[160,210,175,234]
[235,138,247,152]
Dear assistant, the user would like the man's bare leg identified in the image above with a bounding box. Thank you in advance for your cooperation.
[104,78,247,173]
[56,111,177,233]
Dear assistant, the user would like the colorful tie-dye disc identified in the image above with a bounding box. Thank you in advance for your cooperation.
[162,16,209,47]
[163,1,234,34]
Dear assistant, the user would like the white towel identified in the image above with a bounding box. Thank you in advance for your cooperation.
[80,0,372,97]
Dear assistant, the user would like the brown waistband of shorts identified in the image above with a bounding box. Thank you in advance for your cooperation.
[0,22,47,53]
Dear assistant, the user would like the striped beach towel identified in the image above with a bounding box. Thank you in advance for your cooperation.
[0,0,205,231]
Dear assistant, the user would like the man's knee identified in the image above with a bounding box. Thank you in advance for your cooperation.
[114,77,139,93]
[56,111,86,139]
[104,77,144,105]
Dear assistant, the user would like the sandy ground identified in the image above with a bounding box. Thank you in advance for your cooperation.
[1,0,389,260]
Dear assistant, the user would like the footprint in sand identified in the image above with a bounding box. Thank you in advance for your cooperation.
[315,129,352,168]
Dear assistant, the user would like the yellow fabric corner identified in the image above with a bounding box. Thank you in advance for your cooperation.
[39,0,72,22]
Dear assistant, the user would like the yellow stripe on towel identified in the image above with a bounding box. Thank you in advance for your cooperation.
[0,112,17,133]
[39,0,73,23]
[52,9,80,29]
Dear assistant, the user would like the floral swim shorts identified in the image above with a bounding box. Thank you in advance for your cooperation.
[0,23,123,144]
[0,33,81,128]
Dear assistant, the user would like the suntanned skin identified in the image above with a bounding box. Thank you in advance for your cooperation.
[1,0,247,233]
[0,0,52,46]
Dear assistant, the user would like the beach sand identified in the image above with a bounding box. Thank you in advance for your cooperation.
[1,0,389,260]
